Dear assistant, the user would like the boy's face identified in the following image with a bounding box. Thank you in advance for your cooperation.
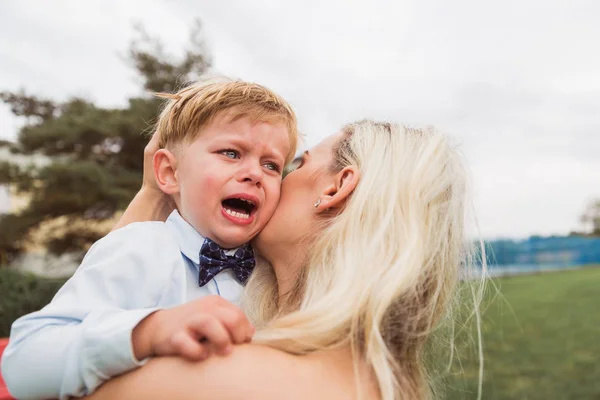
[174,113,290,249]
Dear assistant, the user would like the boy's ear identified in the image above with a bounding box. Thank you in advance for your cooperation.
[153,149,180,195]
[316,166,360,212]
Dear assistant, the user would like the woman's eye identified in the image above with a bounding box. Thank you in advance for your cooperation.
[295,152,308,170]
[220,150,239,159]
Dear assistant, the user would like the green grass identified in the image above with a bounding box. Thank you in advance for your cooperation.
[444,266,600,400]
[1,267,598,398]
[0,268,67,337]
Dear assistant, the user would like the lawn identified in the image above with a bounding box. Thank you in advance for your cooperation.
[444,266,600,399]
[0,268,67,337]
[1,267,599,399]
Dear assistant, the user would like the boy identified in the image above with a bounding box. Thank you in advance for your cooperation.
[1,77,299,399]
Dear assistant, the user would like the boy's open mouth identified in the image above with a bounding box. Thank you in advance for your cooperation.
[221,197,257,220]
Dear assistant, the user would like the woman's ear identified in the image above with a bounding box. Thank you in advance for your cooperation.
[153,149,180,195]
[317,166,360,211]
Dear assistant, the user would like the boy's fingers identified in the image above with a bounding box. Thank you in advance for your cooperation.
[188,315,232,355]
[170,331,208,361]
[214,306,254,344]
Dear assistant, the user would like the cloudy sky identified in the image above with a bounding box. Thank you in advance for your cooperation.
[1,0,599,238]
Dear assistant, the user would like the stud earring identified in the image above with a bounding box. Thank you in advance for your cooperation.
[314,199,321,208]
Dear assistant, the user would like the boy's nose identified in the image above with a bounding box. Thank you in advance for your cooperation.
[237,162,262,187]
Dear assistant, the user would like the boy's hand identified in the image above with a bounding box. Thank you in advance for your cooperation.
[132,296,254,361]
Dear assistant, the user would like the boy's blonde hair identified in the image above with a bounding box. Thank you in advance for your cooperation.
[154,76,299,164]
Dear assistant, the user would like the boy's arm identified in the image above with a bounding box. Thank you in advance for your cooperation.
[0,223,176,400]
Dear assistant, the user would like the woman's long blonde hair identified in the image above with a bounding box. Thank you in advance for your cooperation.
[244,120,484,399]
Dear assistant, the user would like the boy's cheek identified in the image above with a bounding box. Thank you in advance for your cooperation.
[263,184,282,214]
[269,182,282,202]
[201,173,219,187]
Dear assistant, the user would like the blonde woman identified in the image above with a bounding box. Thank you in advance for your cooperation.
[89,120,478,400]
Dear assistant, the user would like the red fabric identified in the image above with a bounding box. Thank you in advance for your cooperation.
[0,338,15,400]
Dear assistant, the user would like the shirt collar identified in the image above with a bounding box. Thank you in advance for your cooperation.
[165,209,205,264]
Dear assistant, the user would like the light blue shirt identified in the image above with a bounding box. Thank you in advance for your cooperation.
[1,210,245,400]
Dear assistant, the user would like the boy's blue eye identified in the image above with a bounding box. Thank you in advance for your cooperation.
[264,162,281,172]
[221,150,239,159]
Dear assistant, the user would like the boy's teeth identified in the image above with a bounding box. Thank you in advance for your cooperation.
[225,208,250,219]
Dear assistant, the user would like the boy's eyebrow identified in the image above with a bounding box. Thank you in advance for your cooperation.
[266,146,286,164]
[215,135,286,162]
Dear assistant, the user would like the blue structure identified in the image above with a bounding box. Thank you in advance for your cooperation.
[482,235,600,274]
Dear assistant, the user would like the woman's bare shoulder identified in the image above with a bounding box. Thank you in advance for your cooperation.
[87,344,358,400]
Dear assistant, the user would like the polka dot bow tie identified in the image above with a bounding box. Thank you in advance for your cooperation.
[198,238,256,287]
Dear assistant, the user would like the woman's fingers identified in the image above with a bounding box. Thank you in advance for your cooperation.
[144,130,160,158]
[142,131,161,191]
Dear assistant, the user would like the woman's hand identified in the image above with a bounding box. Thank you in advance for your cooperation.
[141,130,163,195]
[112,132,176,231]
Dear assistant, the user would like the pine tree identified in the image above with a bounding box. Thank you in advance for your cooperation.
[0,21,211,262]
